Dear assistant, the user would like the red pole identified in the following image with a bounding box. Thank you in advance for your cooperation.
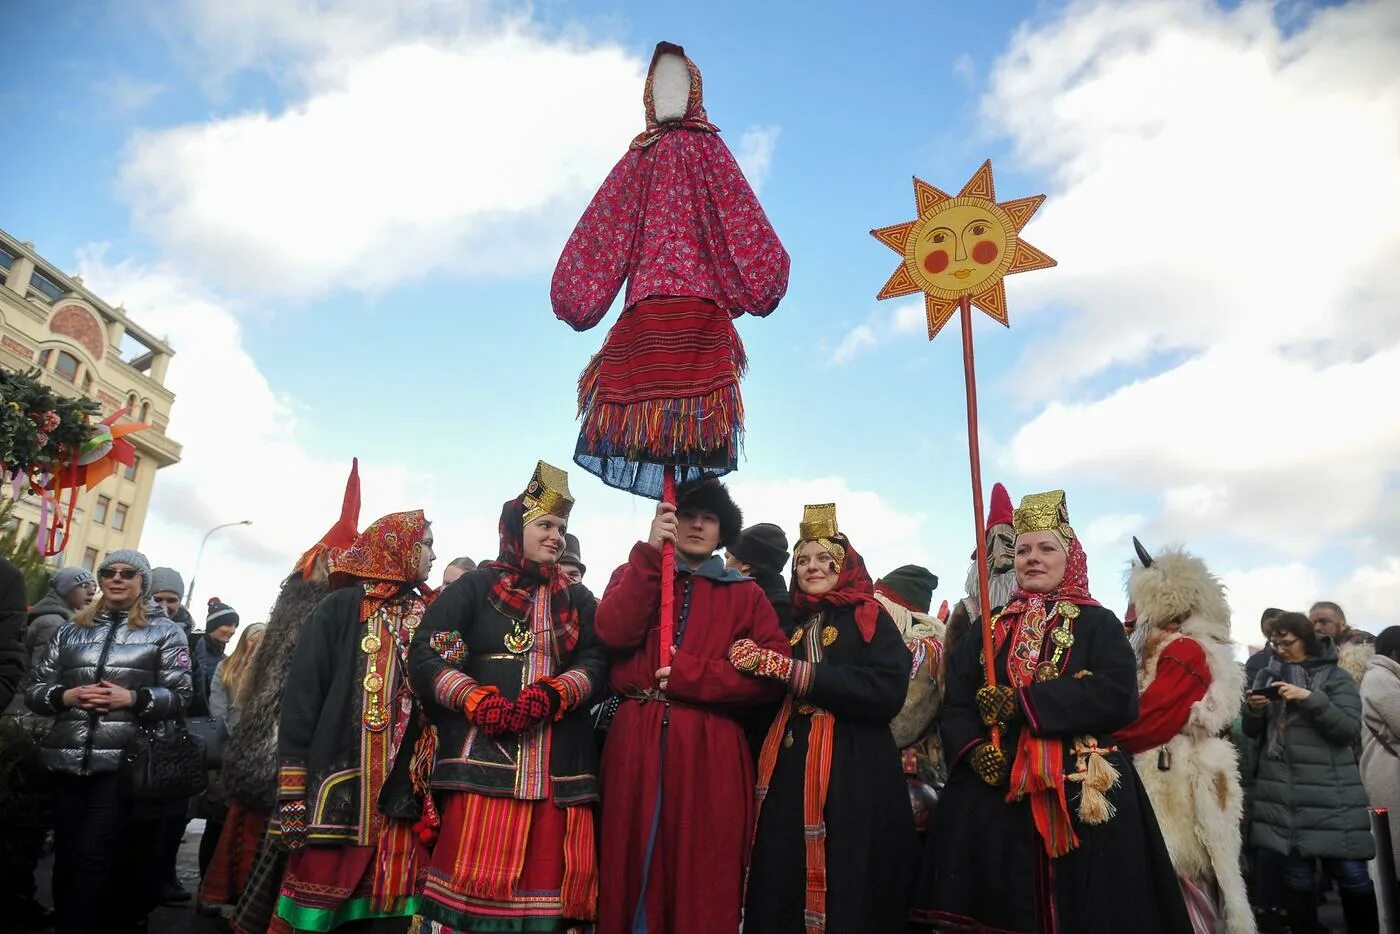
[658,468,677,668]
[960,297,1001,750]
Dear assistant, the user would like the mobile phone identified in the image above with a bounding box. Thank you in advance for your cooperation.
[1251,683,1282,699]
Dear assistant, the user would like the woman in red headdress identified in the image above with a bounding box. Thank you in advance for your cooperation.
[914,491,1191,934]
[407,462,607,933]
[728,503,915,934]
[271,510,437,932]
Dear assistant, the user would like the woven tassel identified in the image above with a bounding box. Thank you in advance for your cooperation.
[1072,737,1120,826]
[410,720,440,846]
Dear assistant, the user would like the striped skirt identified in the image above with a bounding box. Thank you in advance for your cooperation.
[418,791,596,933]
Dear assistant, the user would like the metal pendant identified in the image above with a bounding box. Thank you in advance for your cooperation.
[504,627,534,655]
[1051,626,1075,648]
[821,625,838,647]
[783,730,794,749]
[360,634,382,655]
[1034,661,1059,683]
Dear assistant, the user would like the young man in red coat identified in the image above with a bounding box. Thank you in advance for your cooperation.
[595,474,791,934]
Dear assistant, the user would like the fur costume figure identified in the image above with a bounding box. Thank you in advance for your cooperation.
[1119,540,1254,934]
[221,566,332,810]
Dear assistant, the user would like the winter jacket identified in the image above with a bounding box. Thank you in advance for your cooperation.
[1242,639,1374,860]
[1360,653,1400,872]
[209,658,245,733]
[23,591,73,673]
[192,632,226,708]
[24,608,193,775]
[0,558,26,711]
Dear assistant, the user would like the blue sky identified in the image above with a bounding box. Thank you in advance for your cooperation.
[2,0,1397,642]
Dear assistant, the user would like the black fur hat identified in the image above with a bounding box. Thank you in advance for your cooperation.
[675,472,744,550]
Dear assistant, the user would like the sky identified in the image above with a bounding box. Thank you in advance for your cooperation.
[1,0,1397,648]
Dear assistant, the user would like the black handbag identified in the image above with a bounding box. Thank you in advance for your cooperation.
[187,716,228,769]
[119,714,208,802]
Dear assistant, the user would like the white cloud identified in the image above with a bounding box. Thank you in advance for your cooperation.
[829,297,926,365]
[831,324,878,365]
[734,125,780,192]
[97,75,166,114]
[1333,557,1400,638]
[75,250,435,617]
[988,0,1400,587]
[121,13,651,297]
[1220,561,1323,650]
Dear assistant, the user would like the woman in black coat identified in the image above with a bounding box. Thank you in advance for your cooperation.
[730,503,914,933]
[914,490,1190,934]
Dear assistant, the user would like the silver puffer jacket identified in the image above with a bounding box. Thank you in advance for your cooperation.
[25,607,193,775]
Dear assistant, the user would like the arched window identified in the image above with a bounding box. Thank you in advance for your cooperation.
[139,401,150,423]
[126,393,138,414]
[37,349,51,369]
[54,351,79,383]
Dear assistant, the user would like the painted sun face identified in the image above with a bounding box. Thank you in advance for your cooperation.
[871,162,1056,338]
[911,201,1013,298]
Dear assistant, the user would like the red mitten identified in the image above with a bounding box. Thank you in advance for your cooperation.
[505,683,561,733]
[728,638,795,683]
[473,693,513,736]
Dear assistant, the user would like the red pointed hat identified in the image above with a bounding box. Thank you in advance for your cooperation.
[295,458,362,579]
[987,482,1013,528]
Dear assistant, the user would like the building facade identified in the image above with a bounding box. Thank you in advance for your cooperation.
[0,228,182,572]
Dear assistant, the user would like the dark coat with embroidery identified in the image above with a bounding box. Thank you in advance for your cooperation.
[744,605,915,934]
[276,586,423,844]
[916,604,1191,934]
[407,566,606,805]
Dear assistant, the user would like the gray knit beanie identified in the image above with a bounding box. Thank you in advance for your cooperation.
[150,566,185,599]
[52,566,96,598]
[99,549,154,598]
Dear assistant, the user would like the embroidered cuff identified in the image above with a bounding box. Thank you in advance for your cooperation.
[434,668,481,710]
[462,685,500,717]
[790,660,815,698]
[548,669,593,713]
[277,765,307,801]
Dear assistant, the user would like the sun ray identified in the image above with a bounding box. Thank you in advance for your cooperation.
[999,195,1046,232]
[925,294,959,338]
[958,160,995,200]
[878,265,923,300]
[871,220,916,255]
[913,177,951,214]
[1007,240,1056,276]
[972,281,1009,327]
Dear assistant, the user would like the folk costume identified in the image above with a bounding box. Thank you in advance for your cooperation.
[1117,542,1254,934]
[273,510,436,932]
[736,504,915,934]
[552,41,789,497]
[408,462,607,933]
[875,564,946,828]
[595,474,789,934]
[204,461,360,933]
[916,491,1191,934]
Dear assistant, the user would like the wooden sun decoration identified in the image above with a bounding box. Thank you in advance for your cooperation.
[870,160,1056,338]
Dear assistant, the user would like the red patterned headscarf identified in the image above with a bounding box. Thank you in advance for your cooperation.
[328,510,434,621]
[789,533,883,642]
[631,41,721,150]
[480,497,579,652]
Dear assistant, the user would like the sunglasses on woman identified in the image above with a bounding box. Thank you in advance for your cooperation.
[98,568,140,581]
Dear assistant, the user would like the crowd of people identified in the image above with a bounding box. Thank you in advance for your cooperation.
[0,464,1393,934]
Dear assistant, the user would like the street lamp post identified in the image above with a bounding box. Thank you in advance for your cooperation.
[186,519,252,607]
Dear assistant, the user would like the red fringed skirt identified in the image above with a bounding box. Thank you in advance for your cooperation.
[418,791,597,933]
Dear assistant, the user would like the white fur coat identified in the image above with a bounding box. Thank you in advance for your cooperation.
[1134,621,1255,934]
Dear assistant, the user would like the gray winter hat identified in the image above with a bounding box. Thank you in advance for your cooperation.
[99,549,153,598]
[52,566,96,598]
[150,566,185,598]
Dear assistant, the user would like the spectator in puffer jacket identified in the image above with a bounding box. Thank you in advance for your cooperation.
[22,567,97,671]
[25,549,193,934]
[0,557,26,711]
[1243,611,1378,934]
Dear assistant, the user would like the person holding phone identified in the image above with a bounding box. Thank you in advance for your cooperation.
[1243,611,1378,933]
